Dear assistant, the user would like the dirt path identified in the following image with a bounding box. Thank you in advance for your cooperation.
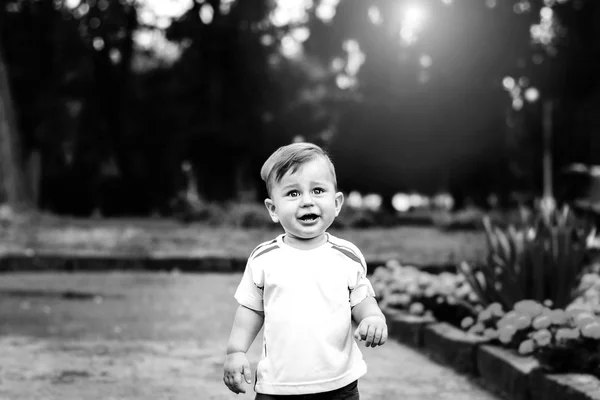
[0,272,503,400]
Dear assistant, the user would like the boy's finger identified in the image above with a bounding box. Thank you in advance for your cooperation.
[233,372,243,388]
[242,364,252,384]
[381,327,388,344]
[224,376,235,393]
[235,369,247,393]
[372,328,382,347]
[365,326,375,347]
[353,326,362,341]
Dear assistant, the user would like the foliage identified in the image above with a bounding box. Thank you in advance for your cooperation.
[461,297,600,377]
[222,202,275,229]
[458,204,595,310]
[177,201,443,230]
[431,207,486,231]
[172,200,276,229]
[372,261,479,327]
[0,0,598,216]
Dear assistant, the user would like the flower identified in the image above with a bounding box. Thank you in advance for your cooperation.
[573,313,596,328]
[417,274,433,287]
[469,323,485,336]
[532,315,552,330]
[548,309,567,325]
[454,284,472,299]
[555,327,580,341]
[388,281,406,294]
[514,300,544,317]
[372,267,391,282]
[497,311,519,328]
[532,329,552,347]
[409,302,425,315]
[581,321,600,339]
[580,273,598,289]
[514,315,532,330]
[518,339,535,355]
[478,309,493,323]
[566,307,592,320]
[389,293,411,307]
[539,307,553,318]
[461,316,475,329]
[483,328,499,340]
[487,302,504,317]
[498,325,517,344]
[406,283,421,296]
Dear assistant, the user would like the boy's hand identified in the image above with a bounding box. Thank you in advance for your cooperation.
[354,315,388,347]
[223,352,252,394]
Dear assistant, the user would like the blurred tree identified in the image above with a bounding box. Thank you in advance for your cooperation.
[300,0,513,209]
[1,0,598,216]
[299,0,599,209]
[0,36,29,210]
[162,0,345,203]
[501,0,600,204]
[0,4,32,210]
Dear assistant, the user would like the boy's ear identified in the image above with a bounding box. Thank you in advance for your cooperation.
[264,198,279,223]
[334,192,344,217]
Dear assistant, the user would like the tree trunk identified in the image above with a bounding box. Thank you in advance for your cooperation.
[0,39,29,210]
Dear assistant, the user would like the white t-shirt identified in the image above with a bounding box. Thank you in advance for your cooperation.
[234,232,376,395]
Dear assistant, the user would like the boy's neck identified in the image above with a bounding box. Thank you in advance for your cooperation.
[283,233,328,250]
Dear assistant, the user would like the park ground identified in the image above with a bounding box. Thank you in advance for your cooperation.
[0,220,501,399]
[0,271,505,400]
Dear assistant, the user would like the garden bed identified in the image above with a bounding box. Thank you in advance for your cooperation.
[383,308,600,400]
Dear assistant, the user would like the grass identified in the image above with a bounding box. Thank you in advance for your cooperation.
[0,215,488,266]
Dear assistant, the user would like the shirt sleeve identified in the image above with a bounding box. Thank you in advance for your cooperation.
[234,258,264,312]
[348,248,376,307]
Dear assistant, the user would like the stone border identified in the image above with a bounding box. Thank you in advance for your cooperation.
[0,253,458,275]
[0,254,248,273]
[383,308,600,400]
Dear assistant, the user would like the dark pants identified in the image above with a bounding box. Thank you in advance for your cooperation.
[255,380,359,400]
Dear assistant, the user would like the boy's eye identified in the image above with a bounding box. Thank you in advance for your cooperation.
[287,190,300,197]
[313,188,325,195]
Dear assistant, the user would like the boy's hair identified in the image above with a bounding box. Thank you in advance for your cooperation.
[260,142,337,196]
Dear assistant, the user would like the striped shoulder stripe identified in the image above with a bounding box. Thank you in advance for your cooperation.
[330,243,363,266]
[253,243,280,260]
[249,239,278,258]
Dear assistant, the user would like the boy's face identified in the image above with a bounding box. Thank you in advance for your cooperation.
[264,157,343,249]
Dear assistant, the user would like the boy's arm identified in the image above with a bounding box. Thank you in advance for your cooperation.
[224,305,264,394]
[351,296,385,322]
[226,304,264,354]
[351,296,387,347]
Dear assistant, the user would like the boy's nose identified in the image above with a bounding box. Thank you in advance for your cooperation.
[300,195,314,206]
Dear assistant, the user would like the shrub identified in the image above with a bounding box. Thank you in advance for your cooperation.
[431,207,485,231]
[222,202,275,229]
[332,206,379,229]
[173,200,276,228]
[458,204,596,310]
[173,201,228,225]
[372,261,479,327]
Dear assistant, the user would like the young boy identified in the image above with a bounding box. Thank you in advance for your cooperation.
[223,143,387,399]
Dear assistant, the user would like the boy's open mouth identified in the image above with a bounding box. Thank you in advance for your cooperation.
[298,214,319,222]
